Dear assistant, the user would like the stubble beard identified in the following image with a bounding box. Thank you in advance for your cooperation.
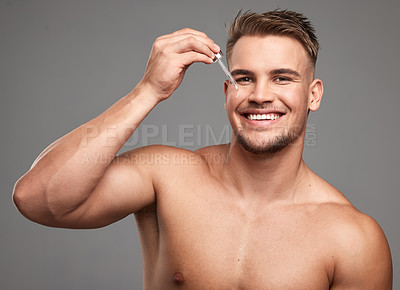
[235,127,299,155]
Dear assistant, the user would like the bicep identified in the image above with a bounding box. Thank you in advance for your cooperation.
[59,151,155,229]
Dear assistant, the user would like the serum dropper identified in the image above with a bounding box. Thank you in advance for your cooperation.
[213,51,238,90]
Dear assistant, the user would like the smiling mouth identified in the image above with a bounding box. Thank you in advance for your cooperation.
[244,113,283,121]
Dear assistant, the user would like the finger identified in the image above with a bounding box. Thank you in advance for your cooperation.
[159,28,209,40]
[158,30,220,53]
[179,51,215,66]
[172,37,218,60]
[152,35,217,60]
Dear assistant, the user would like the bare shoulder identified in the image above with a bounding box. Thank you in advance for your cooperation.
[311,178,393,289]
[119,144,217,182]
[119,144,209,167]
[194,144,230,164]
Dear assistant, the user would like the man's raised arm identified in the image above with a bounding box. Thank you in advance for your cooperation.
[12,28,220,229]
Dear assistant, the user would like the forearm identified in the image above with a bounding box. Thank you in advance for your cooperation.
[13,83,158,220]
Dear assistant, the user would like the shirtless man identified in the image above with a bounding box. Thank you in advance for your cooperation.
[13,10,392,289]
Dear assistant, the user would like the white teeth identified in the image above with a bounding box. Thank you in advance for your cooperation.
[247,114,281,120]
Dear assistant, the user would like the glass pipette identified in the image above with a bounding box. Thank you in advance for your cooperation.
[213,51,238,90]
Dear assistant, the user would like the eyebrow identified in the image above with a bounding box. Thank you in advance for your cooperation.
[230,68,301,78]
[270,68,301,78]
[230,69,255,77]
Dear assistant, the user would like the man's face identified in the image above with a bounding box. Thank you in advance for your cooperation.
[224,35,322,155]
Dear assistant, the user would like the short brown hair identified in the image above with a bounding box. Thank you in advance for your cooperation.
[226,9,319,69]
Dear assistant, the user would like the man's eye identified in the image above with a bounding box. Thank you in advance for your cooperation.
[236,77,252,83]
[275,76,291,83]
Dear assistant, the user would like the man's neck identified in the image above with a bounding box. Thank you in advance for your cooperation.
[223,138,310,204]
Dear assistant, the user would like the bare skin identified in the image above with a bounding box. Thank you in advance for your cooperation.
[13,29,392,289]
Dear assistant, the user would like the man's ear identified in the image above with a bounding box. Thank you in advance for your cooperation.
[224,80,229,111]
[309,79,323,112]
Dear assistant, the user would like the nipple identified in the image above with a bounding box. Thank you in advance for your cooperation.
[172,271,186,284]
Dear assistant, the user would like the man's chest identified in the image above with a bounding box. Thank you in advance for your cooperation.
[153,188,334,289]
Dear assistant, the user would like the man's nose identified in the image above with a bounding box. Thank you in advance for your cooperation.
[247,81,275,104]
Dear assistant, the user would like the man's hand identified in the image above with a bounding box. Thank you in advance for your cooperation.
[139,28,221,103]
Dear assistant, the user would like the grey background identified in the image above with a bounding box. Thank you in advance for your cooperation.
[1,0,399,289]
